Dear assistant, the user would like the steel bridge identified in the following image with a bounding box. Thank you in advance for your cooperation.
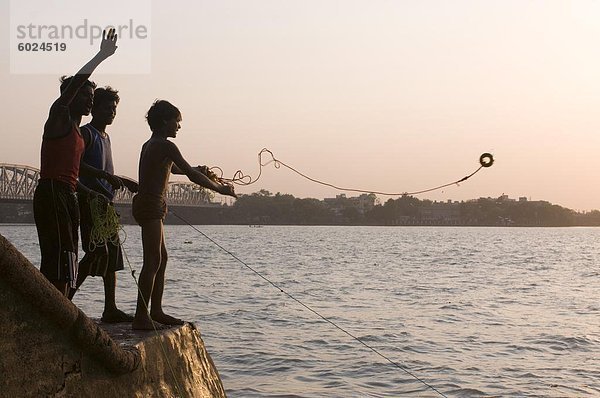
[0,163,217,207]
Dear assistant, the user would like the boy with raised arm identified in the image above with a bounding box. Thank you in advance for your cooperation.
[34,29,121,296]
[132,100,236,330]
[69,86,138,323]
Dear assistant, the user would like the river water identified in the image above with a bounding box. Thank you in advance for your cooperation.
[2,225,599,397]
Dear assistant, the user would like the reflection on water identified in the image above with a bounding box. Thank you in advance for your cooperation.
[2,225,599,397]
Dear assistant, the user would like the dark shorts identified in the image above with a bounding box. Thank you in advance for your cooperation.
[79,194,124,277]
[33,179,79,287]
[132,193,167,224]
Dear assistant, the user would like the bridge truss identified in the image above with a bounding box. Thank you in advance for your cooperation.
[0,163,216,207]
[0,164,40,201]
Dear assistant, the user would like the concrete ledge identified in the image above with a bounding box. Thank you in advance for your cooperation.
[0,233,140,374]
[0,233,227,397]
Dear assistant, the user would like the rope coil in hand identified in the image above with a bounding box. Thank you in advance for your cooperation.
[88,196,120,251]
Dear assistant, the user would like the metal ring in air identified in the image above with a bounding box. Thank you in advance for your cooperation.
[479,153,494,168]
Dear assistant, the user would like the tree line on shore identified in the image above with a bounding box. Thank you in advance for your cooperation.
[220,190,600,226]
[2,190,600,226]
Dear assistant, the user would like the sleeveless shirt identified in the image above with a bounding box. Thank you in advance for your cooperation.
[40,124,85,191]
[79,123,115,200]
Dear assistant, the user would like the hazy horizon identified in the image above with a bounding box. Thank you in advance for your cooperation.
[2,1,599,211]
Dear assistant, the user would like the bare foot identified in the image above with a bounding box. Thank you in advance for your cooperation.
[150,312,185,326]
[102,309,134,323]
[132,316,170,331]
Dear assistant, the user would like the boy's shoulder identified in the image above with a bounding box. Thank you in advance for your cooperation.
[145,136,177,146]
[142,137,178,155]
[43,101,72,137]
[143,137,169,146]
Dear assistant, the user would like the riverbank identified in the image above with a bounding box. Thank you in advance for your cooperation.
[2,200,600,226]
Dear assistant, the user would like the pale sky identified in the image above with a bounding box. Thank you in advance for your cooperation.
[1,1,600,211]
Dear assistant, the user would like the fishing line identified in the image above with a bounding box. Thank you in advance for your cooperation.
[210,148,494,196]
[170,210,450,398]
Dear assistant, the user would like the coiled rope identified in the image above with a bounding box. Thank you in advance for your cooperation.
[210,148,494,196]
[171,210,450,398]
[88,196,120,251]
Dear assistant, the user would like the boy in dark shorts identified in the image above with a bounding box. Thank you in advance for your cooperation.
[34,29,121,296]
[69,86,138,322]
[131,100,237,330]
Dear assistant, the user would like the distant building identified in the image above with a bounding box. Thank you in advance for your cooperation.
[323,194,345,216]
[498,194,516,202]
[351,194,376,214]
[323,193,376,215]
[419,200,460,224]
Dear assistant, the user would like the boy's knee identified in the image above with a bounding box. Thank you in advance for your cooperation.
[142,257,162,274]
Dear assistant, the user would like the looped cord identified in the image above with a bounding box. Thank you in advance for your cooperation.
[88,196,120,252]
[212,148,492,196]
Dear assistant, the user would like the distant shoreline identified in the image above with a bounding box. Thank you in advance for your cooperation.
[3,223,600,228]
[2,193,600,227]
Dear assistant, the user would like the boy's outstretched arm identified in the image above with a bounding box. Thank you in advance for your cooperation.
[166,142,237,198]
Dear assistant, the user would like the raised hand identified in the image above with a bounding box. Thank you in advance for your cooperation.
[99,28,118,58]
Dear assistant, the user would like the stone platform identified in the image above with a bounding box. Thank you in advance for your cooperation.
[0,233,226,398]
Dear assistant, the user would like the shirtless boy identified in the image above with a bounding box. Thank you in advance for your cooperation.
[132,100,236,330]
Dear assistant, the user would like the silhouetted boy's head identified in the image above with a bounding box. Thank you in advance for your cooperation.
[146,100,182,137]
[92,86,120,126]
[60,75,97,116]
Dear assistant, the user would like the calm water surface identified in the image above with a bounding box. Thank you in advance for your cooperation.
[2,225,599,397]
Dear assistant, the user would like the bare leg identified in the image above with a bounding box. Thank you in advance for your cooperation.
[149,239,184,326]
[101,272,134,323]
[104,272,117,312]
[68,257,90,300]
[132,219,165,330]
